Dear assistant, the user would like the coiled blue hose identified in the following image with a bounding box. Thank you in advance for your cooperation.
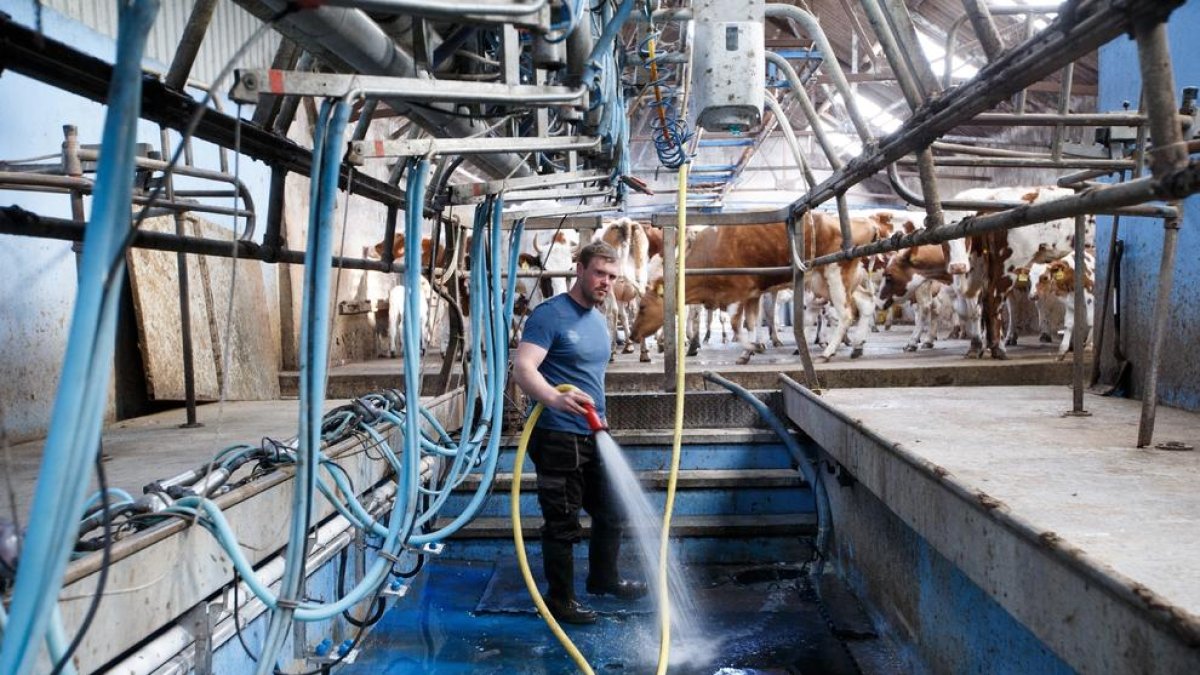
[639,5,692,169]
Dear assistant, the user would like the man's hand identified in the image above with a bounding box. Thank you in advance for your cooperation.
[549,388,594,417]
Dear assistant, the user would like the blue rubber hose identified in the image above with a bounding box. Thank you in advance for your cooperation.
[0,3,159,672]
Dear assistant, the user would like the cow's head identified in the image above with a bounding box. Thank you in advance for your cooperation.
[373,233,407,260]
[877,253,914,308]
[629,277,666,341]
[1013,267,1032,293]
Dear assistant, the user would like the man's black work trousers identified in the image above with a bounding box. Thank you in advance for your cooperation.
[528,426,625,602]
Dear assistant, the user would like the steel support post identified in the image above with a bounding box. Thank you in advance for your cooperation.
[789,218,820,390]
[663,223,679,392]
[1068,213,1090,416]
[160,129,201,428]
[1134,19,1188,447]
[164,0,218,90]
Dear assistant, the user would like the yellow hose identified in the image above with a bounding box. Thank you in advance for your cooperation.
[515,176,690,670]
[655,163,689,674]
[513,384,596,675]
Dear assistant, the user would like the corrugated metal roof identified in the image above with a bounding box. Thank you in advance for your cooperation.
[41,0,280,87]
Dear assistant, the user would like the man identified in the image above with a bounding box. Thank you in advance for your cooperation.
[511,240,648,624]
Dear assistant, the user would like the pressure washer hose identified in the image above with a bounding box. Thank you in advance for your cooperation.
[512,384,596,675]
[656,162,689,674]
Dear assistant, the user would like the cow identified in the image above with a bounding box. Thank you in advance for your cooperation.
[643,222,665,261]
[958,186,1094,359]
[629,212,877,364]
[597,218,651,359]
[1031,253,1095,359]
[373,233,450,270]
[385,276,443,358]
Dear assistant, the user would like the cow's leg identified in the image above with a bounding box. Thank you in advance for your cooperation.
[766,294,785,348]
[719,309,730,344]
[703,306,714,344]
[1057,296,1073,360]
[620,302,636,354]
[1036,298,1054,343]
[388,285,404,358]
[904,295,923,352]
[736,297,764,364]
[686,305,702,356]
[821,267,853,361]
[954,264,985,358]
[849,287,873,359]
[921,285,938,349]
[1004,296,1019,347]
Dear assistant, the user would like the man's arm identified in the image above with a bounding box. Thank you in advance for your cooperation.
[511,341,595,416]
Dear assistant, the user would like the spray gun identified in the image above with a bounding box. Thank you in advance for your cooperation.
[581,402,608,434]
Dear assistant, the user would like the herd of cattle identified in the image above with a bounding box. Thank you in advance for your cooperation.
[373,185,1097,366]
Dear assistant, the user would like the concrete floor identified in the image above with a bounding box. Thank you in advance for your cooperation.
[0,400,342,524]
[817,386,1200,624]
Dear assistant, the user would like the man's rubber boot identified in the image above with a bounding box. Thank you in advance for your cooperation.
[543,539,596,624]
[586,532,648,601]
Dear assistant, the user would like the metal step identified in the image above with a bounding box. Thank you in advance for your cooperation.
[443,513,817,539]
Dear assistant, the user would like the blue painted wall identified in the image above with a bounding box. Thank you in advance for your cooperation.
[1095,3,1200,411]
[828,475,1074,675]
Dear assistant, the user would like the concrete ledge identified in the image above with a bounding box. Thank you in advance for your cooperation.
[782,381,1200,674]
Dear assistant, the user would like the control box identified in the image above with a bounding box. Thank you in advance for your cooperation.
[690,0,765,133]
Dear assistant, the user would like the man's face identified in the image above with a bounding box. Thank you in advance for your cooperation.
[576,256,619,307]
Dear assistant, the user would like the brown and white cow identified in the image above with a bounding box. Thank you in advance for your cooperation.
[957,186,1094,358]
[629,212,876,364]
[1031,253,1095,359]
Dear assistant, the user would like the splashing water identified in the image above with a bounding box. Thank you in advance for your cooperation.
[594,430,716,668]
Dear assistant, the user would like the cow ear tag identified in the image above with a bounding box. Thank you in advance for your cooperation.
[520,261,530,271]
[656,285,664,297]
[1018,273,1028,282]
[1054,270,1066,281]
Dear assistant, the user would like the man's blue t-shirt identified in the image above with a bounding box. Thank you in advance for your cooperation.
[520,293,610,435]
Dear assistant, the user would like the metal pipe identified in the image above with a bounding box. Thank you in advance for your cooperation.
[803,162,1200,269]
[881,0,941,95]
[968,112,1149,126]
[765,53,841,173]
[858,0,946,228]
[0,207,415,274]
[763,94,818,188]
[1013,15,1035,114]
[943,15,970,88]
[317,0,548,19]
[233,0,533,180]
[164,0,218,90]
[1052,63,1075,161]
[765,3,873,141]
[899,156,1135,170]
[1134,19,1187,447]
[1068,212,1089,414]
[859,0,924,106]
[76,148,258,238]
[161,129,200,428]
[961,0,1005,61]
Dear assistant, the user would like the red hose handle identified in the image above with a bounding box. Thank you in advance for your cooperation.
[581,403,607,433]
